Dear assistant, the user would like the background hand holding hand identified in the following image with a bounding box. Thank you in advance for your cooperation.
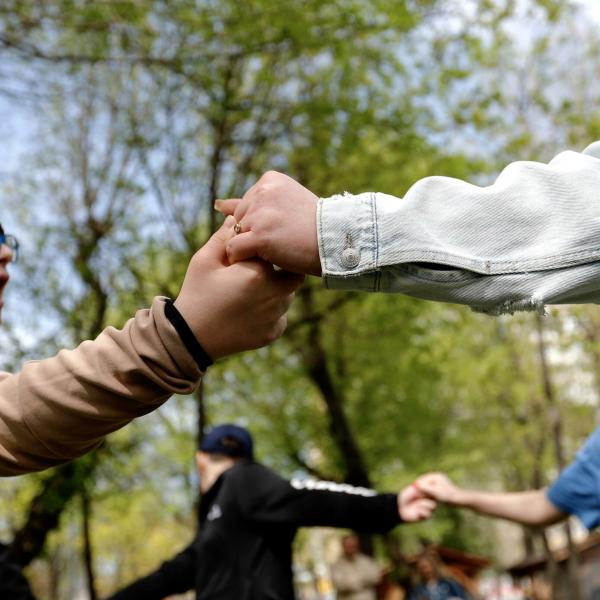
[398,483,437,522]
[414,473,464,505]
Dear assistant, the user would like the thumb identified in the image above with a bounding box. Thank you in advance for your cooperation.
[415,477,434,494]
[403,483,422,502]
[201,216,236,265]
[214,199,240,216]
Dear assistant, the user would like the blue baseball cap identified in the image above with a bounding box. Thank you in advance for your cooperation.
[200,424,254,460]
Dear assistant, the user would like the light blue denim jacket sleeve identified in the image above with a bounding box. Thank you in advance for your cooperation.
[317,142,600,315]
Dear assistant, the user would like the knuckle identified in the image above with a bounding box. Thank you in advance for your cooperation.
[253,229,269,252]
[262,170,280,182]
[254,191,274,213]
[247,267,265,286]
[254,183,268,197]
[263,329,278,345]
[264,316,287,344]
[255,171,284,196]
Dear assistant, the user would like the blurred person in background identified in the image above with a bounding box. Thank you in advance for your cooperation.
[106,424,435,600]
[408,553,469,600]
[331,533,383,600]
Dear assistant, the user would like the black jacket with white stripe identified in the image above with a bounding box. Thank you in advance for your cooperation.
[107,460,401,600]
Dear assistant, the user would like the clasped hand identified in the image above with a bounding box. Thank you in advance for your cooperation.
[173,171,325,358]
[215,171,322,276]
[174,215,305,360]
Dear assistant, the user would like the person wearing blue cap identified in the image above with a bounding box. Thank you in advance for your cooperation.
[412,426,600,532]
[107,423,437,600]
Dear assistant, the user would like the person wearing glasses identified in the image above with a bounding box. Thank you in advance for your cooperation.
[0,217,304,476]
[0,224,18,319]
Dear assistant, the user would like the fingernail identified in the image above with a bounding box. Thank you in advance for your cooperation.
[224,215,236,226]
[214,200,223,209]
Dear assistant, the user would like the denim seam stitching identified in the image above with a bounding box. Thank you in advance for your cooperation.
[399,272,480,284]
[388,270,478,285]
[381,247,600,275]
[371,192,379,292]
[317,197,327,274]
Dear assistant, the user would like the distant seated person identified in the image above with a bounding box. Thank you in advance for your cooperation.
[106,424,436,600]
[415,426,600,531]
[408,553,469,600]
[330,533,382,600]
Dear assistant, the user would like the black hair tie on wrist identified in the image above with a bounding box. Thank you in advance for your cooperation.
[164,299,214,371]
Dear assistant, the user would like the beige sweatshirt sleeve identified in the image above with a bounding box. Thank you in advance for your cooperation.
[0,296,203,476]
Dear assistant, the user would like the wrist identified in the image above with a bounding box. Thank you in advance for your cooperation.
[449,487,470,507]
[165,298,214,370]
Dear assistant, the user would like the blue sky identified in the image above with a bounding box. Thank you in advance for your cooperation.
[1,0,600,298]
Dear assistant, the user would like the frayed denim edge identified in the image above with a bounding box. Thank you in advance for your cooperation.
[471,297,547,317]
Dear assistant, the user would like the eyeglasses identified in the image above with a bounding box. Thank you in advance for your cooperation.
[0,225,19,263]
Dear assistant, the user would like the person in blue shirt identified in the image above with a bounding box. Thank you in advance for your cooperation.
[413,427,600,530]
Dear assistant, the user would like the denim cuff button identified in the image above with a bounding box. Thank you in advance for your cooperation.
[341,247,360,268]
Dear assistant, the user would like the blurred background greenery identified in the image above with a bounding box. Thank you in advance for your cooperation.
[1,0,600,598]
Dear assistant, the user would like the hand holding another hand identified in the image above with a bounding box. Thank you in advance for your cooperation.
[174,216,305,360]
[397,484,436,523]
[414,473,464,505]
[215,171,321,276]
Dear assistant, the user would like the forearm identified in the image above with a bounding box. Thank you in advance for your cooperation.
[238,468,402,532]
[454,488,565,526]
[105,543,196,600]
[318,141,600,314]
[293,488,401,532]
[0,297,202,476]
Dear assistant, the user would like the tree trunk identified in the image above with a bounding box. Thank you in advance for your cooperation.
[535,314,581,600]
[9,452,100,567]
[299,287,371,489]
[298,286,374,553]
[81,490,97,600]
[8,169,114,572]
[576,312,600,424]
[540,529,559,600]
[196,381,208,450]
[48,549,63,600]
